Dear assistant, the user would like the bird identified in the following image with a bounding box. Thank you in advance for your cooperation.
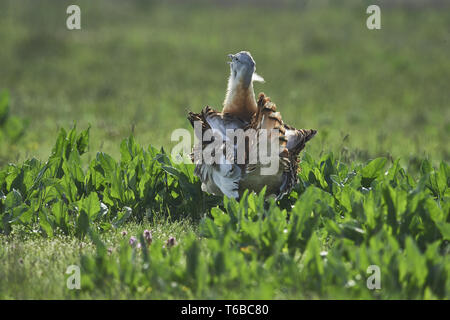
[187,51,316,200]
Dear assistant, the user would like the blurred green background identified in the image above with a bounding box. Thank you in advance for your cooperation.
[0,0,449,170]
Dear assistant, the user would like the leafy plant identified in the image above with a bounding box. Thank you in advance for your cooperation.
[0,126,448,299]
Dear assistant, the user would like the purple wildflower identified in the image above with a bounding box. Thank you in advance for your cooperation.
[143,229,153,245]
[129,236,137,246]
[166,236,177,248]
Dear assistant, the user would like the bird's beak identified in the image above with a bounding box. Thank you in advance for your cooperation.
[227,54,234,64]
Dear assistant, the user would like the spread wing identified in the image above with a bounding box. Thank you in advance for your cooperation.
[244,93,288,174]
[188,106,248,152]
[246,93,317,199]
[187,107,248,199]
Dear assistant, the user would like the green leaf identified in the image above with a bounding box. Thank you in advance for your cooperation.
[96,152,117,178]
[39,209,54,237]
[361,157,386,186]
[420,159,433,175]
[51,128,67,158]
[76,126,90,155]
[386,158,401,182]
[303,233,324,275]
[211,207,230,227]
[81,192,101,220]
[10,204,31,223]
[5,189,22,210]
[401,237,428,287]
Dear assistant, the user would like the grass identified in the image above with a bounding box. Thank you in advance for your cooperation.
[0,217,196,299]
[0,0,449,299]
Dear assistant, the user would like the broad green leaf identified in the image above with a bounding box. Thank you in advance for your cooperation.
[81,192,101,220]
[361,157,386,187]
[39,209,54,237]
[5,189,22,210]
[76,126,90,155]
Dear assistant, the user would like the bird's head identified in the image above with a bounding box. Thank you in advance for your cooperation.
[227,51,264,88]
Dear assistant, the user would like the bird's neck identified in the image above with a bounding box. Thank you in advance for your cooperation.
[222,74,257,122]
